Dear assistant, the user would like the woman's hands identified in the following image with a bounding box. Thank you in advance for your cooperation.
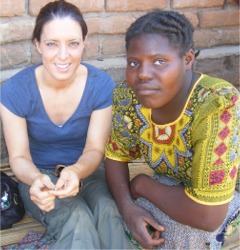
[49,166,82,199]
[30,166,82,212]
[127,174,165,248]
[30,173,56,212]
[123,202,164,249]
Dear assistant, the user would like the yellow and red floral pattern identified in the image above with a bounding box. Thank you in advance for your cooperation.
[105,73,240,205]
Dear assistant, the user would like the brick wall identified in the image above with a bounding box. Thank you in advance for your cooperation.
[0,0,239,163]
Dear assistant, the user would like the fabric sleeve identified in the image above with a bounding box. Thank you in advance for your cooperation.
[1,76,32,118]
[92,71,115,111]
[185,88,239,205]
[105,83,141,161]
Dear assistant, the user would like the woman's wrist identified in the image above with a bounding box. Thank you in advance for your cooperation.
[121,198,138,219]
[30,172,43,183]
[67,163,85,188]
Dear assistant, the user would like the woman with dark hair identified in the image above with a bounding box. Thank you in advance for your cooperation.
[105,9,240,249]
[1,1,134,249]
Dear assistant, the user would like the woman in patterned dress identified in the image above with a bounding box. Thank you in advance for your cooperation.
[105,9,240,249]
[1,1,135,249]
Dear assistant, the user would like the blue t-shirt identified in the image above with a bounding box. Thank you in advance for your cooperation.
[1,63,114,170]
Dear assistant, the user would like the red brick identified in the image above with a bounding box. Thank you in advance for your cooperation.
[199,10,240,28]
[0,0,25,17]
[83,36,101,60]
[194,30,220,48]
[86,18,102,35]
[173,0,224,9]
[29,0,50,16]
[29,0,104,16]
[102,36,125,56]
[106,0,168,12]
[182,12,199,28]
[0,21,34,44]
[30,44,42,65]
[225,0,240,8]
[194,28,239,48]
[220,28,239,45]
[86,15,135,35]
[70,0,104,12]
[1,43,29,70]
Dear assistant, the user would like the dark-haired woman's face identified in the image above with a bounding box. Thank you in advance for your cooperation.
[126,34,193,111]
[35,17,85,83]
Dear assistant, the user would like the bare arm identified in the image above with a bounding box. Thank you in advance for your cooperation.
[105,158,164,249]
[105,159,132,214]
[130,174,228,231]
[74,106,113,178]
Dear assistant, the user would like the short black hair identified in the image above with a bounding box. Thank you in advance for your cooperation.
[125,9,195,56]
[32,0,88,44]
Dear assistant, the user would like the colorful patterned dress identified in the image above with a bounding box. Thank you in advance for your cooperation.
[105,73,240,249]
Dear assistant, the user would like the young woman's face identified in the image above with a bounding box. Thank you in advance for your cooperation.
[126,33,193,109]
[35,17,85,83]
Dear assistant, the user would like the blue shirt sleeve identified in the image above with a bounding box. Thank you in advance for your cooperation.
[83,63,115,111]
[1,67,36,118]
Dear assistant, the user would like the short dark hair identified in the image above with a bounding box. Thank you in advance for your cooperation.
[125,9,195,56]
[32,0,88,44]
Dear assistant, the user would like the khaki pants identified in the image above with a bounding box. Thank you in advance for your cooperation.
[18,164,135,249]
